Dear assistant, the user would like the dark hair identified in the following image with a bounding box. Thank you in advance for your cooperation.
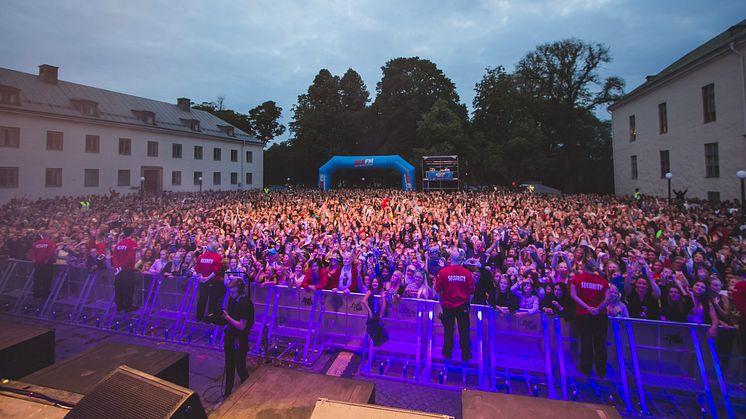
[123,227,134,237]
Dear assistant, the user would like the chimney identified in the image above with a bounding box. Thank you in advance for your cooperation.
[39,64,59,84]
[177,97,191,111]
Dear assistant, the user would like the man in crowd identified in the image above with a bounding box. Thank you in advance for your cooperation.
[435,248,475,362]
[571,264,611,378]
[195,241,225,323]
[28,232,56,300]
[112,227,138,312]
[221,279,254,398]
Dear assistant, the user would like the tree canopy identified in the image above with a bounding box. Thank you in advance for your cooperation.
[261,39,624,192]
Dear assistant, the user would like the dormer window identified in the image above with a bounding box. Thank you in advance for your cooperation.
[181,118,200,131]
[132,110,156,125]
[0,85,21,106]
[218,125,235,137]
[70,99,99,117]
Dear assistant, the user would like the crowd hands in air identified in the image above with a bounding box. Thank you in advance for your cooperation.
[1,188,745,337]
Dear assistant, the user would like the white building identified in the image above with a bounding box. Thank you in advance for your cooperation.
[0,65,264,203]
[609,20,746,202]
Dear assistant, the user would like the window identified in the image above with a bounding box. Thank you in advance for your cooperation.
[182,119,200,131]
[172,143,182,158]
[0,126,20,148]
[71,100,98,117]
[218,125,235,137]
[658,102,668,134]
[213,171,221,185]
[246,172,253,185]
[246,151,253,163]
[194,146,203,160]
[702,83,716,123]
[84,169,99,187]
[230,172,238,185]
[45,168,62,187]
[659,150,670,179]
[132,110,156,125]
[628,115,636,142]
[194,171,203,185]
[705,142,719,178]
[707,191,720,203]
[117,169,130,187]
[172,171,182,186]
[46,131,63,150]
[0,85,21,105]
[0,167,19,188]
[630,155,638,180]
[230,149,238,162]
[147,141,158,157]
[213,147,221,161]
[85,135,100,153]
[119,138,131,155]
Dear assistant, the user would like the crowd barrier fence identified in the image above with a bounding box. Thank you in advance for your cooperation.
[0,258,742,417]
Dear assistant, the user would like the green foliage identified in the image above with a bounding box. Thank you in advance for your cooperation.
[266,40,623,192]
[248,101,285,144]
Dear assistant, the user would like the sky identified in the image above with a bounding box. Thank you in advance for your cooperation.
[2,0,745,145]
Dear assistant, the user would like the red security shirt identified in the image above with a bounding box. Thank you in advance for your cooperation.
[572,272,609,316]
[435,265,475,309]
[112,238,138,271]
[30,239,56,264]
[195,251,223,281]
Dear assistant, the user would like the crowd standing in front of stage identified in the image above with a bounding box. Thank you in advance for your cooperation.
[1,188,745,377]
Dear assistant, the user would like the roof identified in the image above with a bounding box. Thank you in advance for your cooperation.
[0,66,262,145]
[608,19,746,111]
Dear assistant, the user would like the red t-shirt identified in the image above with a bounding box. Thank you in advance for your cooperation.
[30,239,56,264]
[572,272,609,316]
[112,238,138,271]
[733,281,746,315]
[195,251,223,281]
[435,265,474,309]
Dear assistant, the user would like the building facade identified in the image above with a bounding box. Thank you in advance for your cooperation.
[609,20,746,201]
[0,65,264,204]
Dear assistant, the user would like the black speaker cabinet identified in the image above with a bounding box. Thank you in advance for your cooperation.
[64,365,206,419]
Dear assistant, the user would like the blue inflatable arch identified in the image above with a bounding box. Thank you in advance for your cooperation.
[318,155,416,191]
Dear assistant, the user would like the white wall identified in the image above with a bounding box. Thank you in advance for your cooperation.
[611,44,746,201]
[0,112,264,203]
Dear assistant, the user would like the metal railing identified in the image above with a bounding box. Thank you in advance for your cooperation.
[0,258,741,417]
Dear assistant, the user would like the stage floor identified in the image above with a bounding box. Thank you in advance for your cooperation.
[0,313,461,418]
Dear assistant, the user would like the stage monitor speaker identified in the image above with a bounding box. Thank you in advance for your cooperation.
[64,365,206,419]
[310,398,453,419]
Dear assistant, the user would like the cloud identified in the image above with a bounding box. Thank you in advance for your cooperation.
[1,0,745,143]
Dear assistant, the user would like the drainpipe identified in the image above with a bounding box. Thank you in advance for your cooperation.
[730,42,746,136]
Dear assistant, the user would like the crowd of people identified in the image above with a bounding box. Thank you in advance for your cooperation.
[1,188,745,379]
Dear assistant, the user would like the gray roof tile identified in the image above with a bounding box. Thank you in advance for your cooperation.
[0,66,262,145]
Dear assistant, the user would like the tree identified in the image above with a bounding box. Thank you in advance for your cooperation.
[515,39,624,191]
[248,101,285,144]
[372,57,467,158]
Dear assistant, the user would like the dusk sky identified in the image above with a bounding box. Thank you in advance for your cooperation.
[2,1,745,145]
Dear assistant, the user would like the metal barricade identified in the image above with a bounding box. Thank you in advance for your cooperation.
[483,310,554,397]
[609,317,735,418]
[422,302,490,390]
[264,285,321,364]
[361,296,428,383]
[318,290,368,351]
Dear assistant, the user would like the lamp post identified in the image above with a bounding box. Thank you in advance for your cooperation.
[737,170,746,225]
[198,176,203,193]
[665,172,672,204]
[286,177,290,185]
[139,176,145,213]
[361,176,365,186]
